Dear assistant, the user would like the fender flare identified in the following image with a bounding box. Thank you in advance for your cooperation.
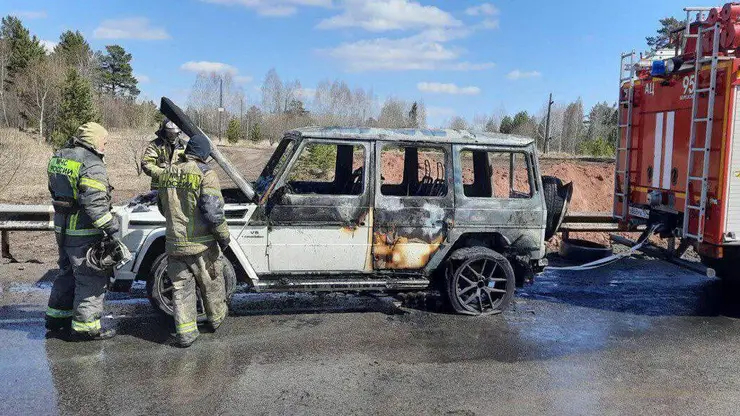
[132,228,167,275]
[225,238,260,287]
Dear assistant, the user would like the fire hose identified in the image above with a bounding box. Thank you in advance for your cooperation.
[546,224,660,271]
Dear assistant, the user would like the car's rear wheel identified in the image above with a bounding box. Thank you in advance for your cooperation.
[146,253,237,318]
[443,247,515,316]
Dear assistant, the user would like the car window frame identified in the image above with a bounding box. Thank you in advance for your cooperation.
[377,142,451,200]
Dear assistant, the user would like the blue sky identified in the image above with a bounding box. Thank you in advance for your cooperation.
[1,0,723,126]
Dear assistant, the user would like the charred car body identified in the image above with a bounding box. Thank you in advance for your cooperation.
[115,127,567,315]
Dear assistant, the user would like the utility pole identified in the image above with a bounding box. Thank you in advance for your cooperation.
[240,97,244,139]
[217,77,224,142]
[544,93,554,153]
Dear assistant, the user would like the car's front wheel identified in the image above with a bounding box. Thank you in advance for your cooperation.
[443,247,515,316]
[146,252,237,318]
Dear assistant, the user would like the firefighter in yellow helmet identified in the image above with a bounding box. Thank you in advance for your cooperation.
[45,122,119,341]
[140,118,185,190]
[157,133,229,348]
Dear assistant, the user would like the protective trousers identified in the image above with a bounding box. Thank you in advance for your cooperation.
[46,242,108,334]
[168,244,227,338]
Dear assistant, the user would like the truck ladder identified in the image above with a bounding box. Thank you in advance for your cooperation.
[683,22,725,242]
[614,51,636,220]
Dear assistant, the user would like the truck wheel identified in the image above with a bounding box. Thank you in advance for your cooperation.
[443,247,515,316]
[542,175,573,241]
[146,253,237,318]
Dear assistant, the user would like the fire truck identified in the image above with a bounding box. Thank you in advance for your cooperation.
[615,4,740,278]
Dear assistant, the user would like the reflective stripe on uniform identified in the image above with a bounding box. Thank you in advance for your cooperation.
[176,321,197,334]
[46,307,73,318]
[54,226,103,236]
[92,212,113,228]
[79,177,107,192]
[71,319,101,333]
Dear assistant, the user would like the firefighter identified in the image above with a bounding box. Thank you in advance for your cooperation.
[140,118,185,190]
[45,122,120,341]
[157,132,229,348]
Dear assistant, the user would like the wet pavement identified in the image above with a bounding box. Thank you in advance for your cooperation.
[2,256,740,415]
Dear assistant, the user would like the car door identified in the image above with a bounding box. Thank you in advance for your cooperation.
[372,141,454,270]
[266,139,373,273]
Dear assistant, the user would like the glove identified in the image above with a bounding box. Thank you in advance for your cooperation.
[217,237,230,252]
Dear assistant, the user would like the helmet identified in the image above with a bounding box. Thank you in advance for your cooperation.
[86,238,132,275]
[160,118,181,144]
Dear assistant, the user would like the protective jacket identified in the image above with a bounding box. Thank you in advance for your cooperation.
[140,134,186,190]
[158,154,229,256]
[48,123,119,246]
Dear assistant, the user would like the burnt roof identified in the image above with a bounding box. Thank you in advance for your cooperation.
[286,126,535,147]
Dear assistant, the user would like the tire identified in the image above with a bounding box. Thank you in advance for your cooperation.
[443,247,515,316]
[542,175,573,241]
[559,239,613,263]
[146,252,237,317]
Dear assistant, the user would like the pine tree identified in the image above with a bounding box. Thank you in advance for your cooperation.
[97,45,140,97]
[0,16,45,84]
[226,118,241,144]
[52,68,97,147]
[249,122,261,142]
[499,115,514,134]
[646,17,684,51]
[55,30,92,67]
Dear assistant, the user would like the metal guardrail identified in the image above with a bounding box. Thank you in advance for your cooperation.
[0,205,54,259]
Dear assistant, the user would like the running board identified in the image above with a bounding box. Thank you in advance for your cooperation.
[254,278,431,293]
[609,235,715,278]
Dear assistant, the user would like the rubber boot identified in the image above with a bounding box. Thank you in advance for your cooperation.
[208,318,224,333]
[174,331,199,348]
[45,317,72,332]
[69,328,117,342]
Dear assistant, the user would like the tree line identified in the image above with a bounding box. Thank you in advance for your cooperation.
[188,66,618,156]
[449,99,618,156]
[186,68,428,145]
[0,15,157,146]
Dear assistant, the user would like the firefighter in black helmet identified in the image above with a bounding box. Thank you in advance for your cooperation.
[141,118,186,190]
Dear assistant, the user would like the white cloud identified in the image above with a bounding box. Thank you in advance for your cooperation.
[39,40,57,54]
[93,18,170,40]
[181,61,239,74]
[323,31,495,72]
[134,73,151,83]
[477,18,499,29]
[448,61,496,71]
[11,10,47,19]
[317,0,461,32]
[235,75,254,84]
[417,82,480,95]
[465,3,500,16]
[507,70,542,80]
[202,0,332,17]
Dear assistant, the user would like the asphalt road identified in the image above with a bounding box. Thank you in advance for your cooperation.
[2,256,740,416]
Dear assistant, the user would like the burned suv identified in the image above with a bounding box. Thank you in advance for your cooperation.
[115,127,565,315]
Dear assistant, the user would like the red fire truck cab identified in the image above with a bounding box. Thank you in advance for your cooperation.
[615,4,740,277]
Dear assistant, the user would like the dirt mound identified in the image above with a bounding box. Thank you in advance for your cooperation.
[541,160,614,213]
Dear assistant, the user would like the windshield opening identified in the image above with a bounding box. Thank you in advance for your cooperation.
[254,138,296,197]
